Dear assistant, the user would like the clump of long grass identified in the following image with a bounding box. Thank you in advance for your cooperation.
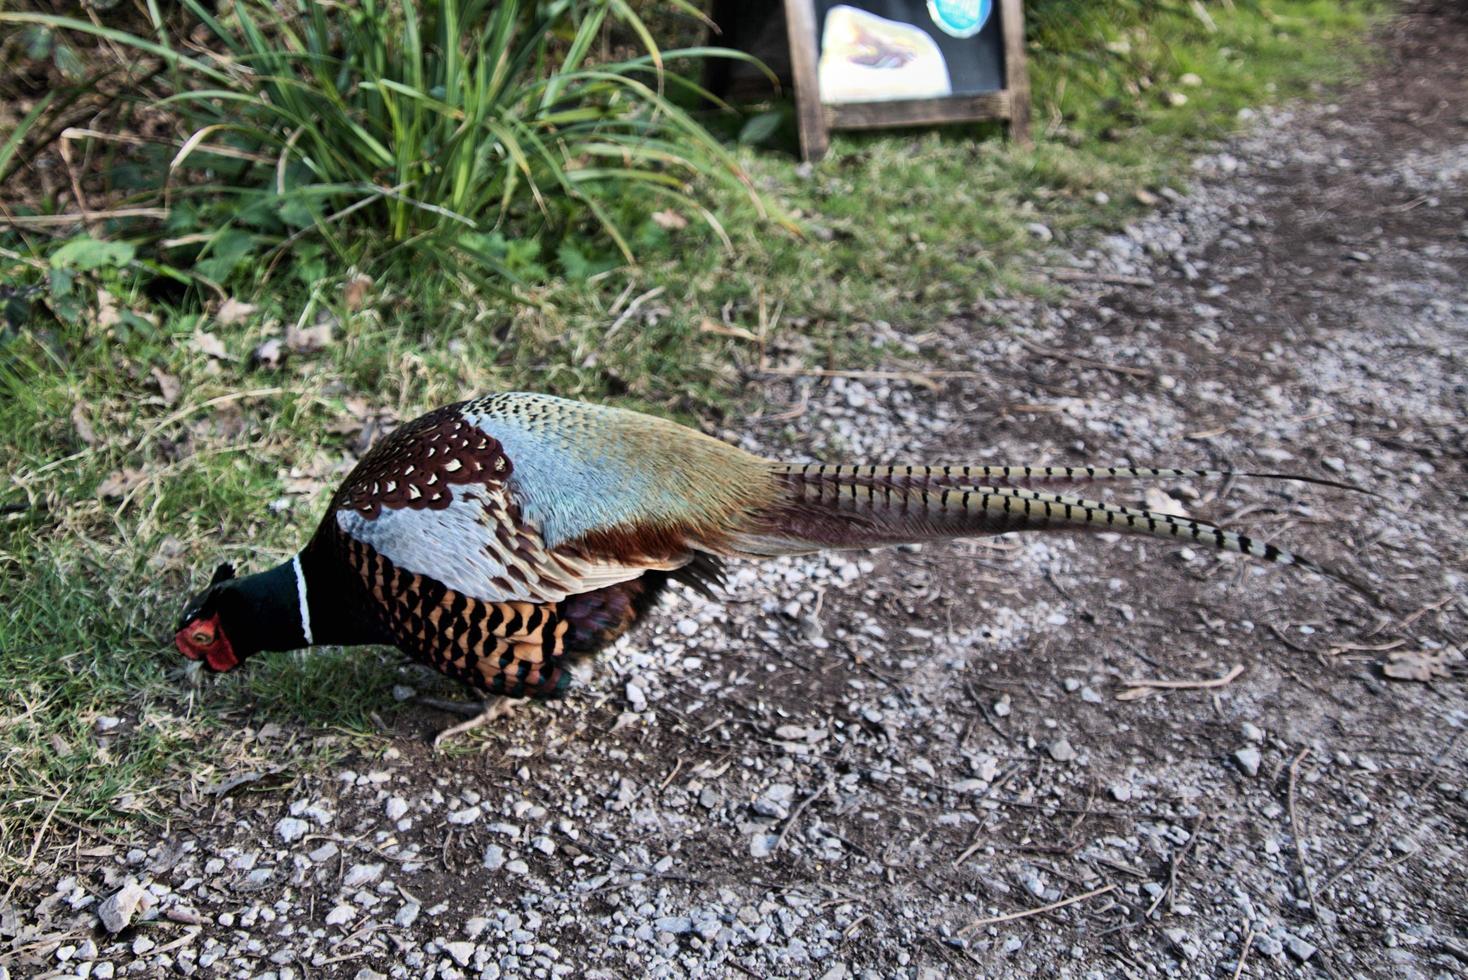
[1,0,761,292]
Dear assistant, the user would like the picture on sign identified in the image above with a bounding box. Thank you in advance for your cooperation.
[815,1,1006,105]
[704,0,1029,160]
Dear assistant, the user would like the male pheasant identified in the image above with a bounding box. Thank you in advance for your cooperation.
[175,392,1364,744]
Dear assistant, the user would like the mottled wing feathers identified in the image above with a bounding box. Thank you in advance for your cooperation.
[323,393,779,607]
[331,403,510,518]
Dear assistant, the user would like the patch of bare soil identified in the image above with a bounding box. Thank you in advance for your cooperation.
[4,5,1465,979]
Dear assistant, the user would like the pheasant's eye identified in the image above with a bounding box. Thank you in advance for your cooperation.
[190,627,215,646]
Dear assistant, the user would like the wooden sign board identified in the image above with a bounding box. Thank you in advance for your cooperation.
[709,0,1030,161]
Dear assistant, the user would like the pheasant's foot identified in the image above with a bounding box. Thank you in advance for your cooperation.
[431,695,519,749]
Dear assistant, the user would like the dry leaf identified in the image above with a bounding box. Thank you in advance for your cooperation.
[1382,648,1463,682]
[250,337,286,369]
[698,316,759,341]
[286,312,335,353]
[342,273,374,312]
[215,297,257,326]
[150,366,181,406]
[98,468,147,499]
[651,209,689,231]
[96,289,121,329]
[192,330,229,360]
[72,403,98,446]
[1143,486,1190,519]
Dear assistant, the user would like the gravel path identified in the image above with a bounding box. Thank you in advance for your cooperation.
[5,6,1466,979]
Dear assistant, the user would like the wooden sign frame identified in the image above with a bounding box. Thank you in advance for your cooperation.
[783,0,1031,161]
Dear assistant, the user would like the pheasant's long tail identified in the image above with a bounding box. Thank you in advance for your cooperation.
[766,462,1377,497]
[735,464,1367,593]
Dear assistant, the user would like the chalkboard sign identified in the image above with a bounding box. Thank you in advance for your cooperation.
[709,0,1029,161]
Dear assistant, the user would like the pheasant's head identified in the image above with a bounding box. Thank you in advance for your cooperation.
[175,563,244,672]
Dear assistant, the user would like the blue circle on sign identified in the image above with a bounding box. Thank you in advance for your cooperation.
[928,0,993,38]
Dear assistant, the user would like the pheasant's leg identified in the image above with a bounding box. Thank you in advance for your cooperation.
[414,696,484,718]
[431,695,519,749]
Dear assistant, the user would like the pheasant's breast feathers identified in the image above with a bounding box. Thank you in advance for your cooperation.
[324,393,777,605]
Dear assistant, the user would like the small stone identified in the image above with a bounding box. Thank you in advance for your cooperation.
[394,902,420,928]
[1254,934,1284,957]
[750,833,777,858]
[391,684,415,701]
[1025,222,1053,243]
[275,817,309,843]
[1235,746,1262,777]
[1179,72,1202,87]
[325,905,355,926]
[342,863,383,888]
[1109,783,1132,802]
[447,805,482,825]
[483,845,506,871]
[655,916,693,934]
[1048,738,1077,763]
[505,860,530,875]
[443,941,475,966]
[385,797,409,821]
[98,881,153,934]
[131,937,155,956]
[308,842,339,863]
[94,716,122,733]
[1285,935,1318,961]
[1242,722,1264,742]
[993,696,1011,718]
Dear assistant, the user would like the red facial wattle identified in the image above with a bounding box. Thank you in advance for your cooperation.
[175,614,239,672]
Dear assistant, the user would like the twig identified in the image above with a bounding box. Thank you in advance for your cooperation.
[758,366,982,391]
[1015,336,1155,379]
[149,927,202,957]
[1117,664,1244,701]
[604,286,665,340]
[1231,923,1255,980]
[1041,266,1156,287]
[1147,813,1208,916]
[60,127,273,164]
[1320,831,1383,894]
[1399,594,1453,631]
[1287,747,1321,919]
[1,208,171,228]
[773,780,832,855]
[960,883,1117,933]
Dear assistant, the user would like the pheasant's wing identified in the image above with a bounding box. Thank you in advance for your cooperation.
[324,403,694,606]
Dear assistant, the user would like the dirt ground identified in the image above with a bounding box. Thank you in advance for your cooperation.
[5,4,1466,979]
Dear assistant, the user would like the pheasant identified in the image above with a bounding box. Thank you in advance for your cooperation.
[175,392,1364,744]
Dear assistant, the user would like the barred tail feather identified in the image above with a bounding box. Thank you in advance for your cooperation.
[767,462,1377,498]
[736,466,1367,594]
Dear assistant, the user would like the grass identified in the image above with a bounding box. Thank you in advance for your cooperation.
[0,0,1385,871]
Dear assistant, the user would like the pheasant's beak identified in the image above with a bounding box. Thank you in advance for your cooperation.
[174,613,239,672]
